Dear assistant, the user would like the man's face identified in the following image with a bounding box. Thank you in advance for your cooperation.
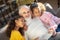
[19,7,31,19]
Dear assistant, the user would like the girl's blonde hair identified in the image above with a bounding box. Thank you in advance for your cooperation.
[37,2,46,13]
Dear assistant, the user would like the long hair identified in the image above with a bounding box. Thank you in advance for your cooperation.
[6,14,24,37]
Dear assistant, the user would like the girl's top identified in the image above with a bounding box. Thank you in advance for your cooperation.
[10,30,25,40]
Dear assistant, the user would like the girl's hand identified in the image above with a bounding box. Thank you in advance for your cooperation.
[48,28,57,36]
[48,28,54,34]
[52,31,57,36]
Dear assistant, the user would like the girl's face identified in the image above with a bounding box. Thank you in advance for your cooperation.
[33,7,41,17]
[15,18,25,28]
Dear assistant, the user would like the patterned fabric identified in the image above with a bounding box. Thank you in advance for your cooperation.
[40,12,58,30]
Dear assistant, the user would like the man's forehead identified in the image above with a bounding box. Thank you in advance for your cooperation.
[20,7,30,13]
[21,7,29,11]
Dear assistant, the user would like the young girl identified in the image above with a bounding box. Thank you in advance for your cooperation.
[6,15,26,40]
[30,3,58,36]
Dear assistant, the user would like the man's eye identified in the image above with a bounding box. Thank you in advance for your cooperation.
[23,12,26,14]
[27,11,30,13]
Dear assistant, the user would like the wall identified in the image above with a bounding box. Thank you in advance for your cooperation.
[38,0,58,11]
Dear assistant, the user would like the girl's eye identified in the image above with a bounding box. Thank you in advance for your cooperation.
[21,19,26,22]
[35,12,38,14]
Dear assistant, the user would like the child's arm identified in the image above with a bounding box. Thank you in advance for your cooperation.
[52,16,60,24]
[48,19,57,35]
[46,12,58,30]
[49,20,58,31]
[49,12,60,24]
[47,18,57,35]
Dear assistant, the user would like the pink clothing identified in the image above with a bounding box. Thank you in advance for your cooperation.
[40,12,60,30]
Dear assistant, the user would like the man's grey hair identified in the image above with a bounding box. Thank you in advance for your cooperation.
[18,5,30,14]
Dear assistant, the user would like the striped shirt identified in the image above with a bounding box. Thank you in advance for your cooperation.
[26,17,52,40]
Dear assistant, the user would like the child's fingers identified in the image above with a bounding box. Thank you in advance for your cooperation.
[48,28,54,33]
